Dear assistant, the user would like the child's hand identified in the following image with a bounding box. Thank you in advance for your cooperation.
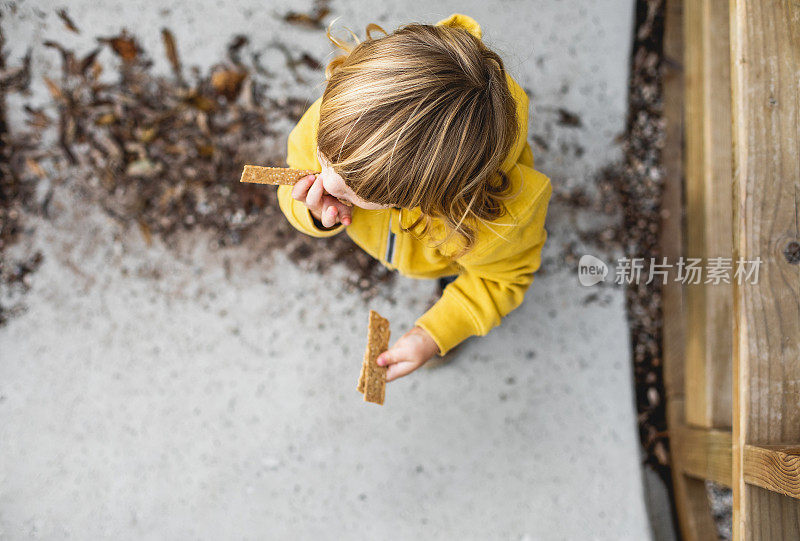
[291,174,352,228]
[376,326,440,382]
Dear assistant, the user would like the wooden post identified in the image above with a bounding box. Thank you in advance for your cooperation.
[730,0,800,538]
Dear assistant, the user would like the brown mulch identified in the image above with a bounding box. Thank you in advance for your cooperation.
[613,0,671,484]
[0,4,392,326]
[0,16,44,325]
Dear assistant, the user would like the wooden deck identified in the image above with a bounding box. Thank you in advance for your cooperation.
[661,1,800,539]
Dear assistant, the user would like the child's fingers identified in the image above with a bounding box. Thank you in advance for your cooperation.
[335,200,352,226]
[379,344,422,382]
[385,361,417,383]
[305,175,325,211]
[291,175,316,201]
[376,350,399,366]
[322,195,352,226]
[320,203,339,228]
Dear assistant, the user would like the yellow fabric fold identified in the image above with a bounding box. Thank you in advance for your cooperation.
[416,175,551,354]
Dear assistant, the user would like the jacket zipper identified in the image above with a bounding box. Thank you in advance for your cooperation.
[385,211,397,266]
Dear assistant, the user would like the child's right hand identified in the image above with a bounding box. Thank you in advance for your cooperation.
[291,174,352,228]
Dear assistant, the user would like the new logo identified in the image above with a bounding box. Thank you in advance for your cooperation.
[578,255,608,286]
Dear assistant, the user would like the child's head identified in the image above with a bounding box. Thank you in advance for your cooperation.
[316,19,519,252]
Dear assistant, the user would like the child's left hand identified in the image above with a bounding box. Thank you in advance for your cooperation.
[376,326,440,382]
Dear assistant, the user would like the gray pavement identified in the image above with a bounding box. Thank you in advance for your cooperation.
[0,1,662,539]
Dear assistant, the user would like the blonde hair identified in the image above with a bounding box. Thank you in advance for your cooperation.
[316,18,520,255]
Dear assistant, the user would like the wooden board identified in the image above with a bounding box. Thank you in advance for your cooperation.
[743,445,800,500]
[673,424,733,486]
[660,0,687,402]
[660,3,721,539]
[730,0,800,538]
[668,401,719,541]
[683,0,733,429]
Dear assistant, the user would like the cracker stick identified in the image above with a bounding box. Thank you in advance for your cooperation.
[357,321,368,393]
[360,310,391,405]
[355,315,376,394]
[357,310,376,394]
[357,359,367,394]
[239,165,320,186]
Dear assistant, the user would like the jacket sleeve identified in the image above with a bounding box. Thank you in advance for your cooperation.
[276,97,346,238]
[415,169,552,355]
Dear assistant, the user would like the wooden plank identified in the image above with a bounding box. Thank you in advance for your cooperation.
[661,4,720,538]
[730,0,800,539]
[674,472,720,541]
[745,486,800,540]
[673,424,733,486]
[743,445,800,500]
[683,0,734,429]
[668,401,719,541]
[660,0,687,402]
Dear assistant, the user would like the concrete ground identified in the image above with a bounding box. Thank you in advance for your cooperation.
[1,1,673,539]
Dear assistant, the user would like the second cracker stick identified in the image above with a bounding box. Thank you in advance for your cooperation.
[359,310,391,405]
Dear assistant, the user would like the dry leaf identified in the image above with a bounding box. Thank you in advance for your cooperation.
[100,31,140,62]
[57,8,80,34]
[126,158,162,178]
[79,47,101,75]
[197,143,215,157]
[0,48,32,91]
[90,60,103,80]
[25,158,46,178]
[297,53,322,71]
[43,40,78,76]
[23,105,50,129]
[95,113,116,125]
[226,35,248,66]
[42,76,65,102]
[184,89,216,112]
[210,68,247,101]
[161,28,182,80]
[283,6,330,29]
[137,219,152,246]
[137,127,158,143]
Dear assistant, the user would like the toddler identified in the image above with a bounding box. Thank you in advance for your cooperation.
[278,13,552,383]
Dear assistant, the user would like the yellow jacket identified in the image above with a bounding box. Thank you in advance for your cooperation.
[278,13,552,355]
